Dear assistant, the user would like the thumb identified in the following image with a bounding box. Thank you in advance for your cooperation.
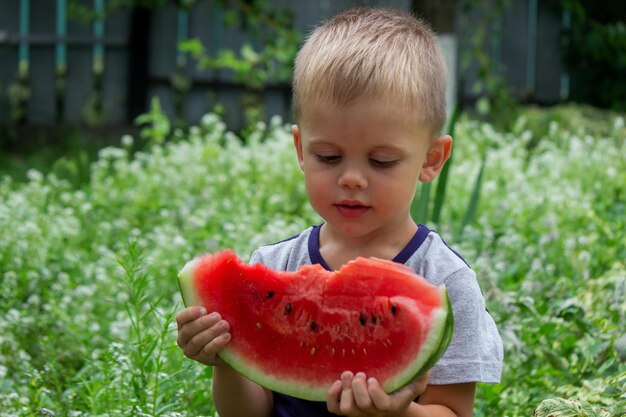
[394,371,429,399]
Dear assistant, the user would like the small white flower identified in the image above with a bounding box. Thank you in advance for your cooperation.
[172,235,187,246]
[607,167,616,178]
[201,113,218,127]
[27,294,40,306]
[190,126,201,137]
[26,169,44,182]
[121,134,134,147]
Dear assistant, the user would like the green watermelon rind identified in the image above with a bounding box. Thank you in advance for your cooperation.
[413,291,454,377]
[177,259,454,402]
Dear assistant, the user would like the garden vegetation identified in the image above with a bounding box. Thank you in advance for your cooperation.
[0,108,624,416]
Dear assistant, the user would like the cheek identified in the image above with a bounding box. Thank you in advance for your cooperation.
[304,174,329,205]
[373,176,417,209]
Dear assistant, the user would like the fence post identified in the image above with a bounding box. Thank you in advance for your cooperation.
[491,12,502,77]
[56,0,68,123]
[13,0,31,124]
[526,0,537,98]
[127,6,151,122]
[173,6,191,122]
[18,0,30,69]
[560,10,570,100]
[83,0,106,126]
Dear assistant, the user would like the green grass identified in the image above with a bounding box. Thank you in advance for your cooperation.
[0,108,624,416]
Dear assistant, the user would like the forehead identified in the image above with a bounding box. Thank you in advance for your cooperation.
[298,98,435,151]
[301,96,408,122]
[298,98,430,139]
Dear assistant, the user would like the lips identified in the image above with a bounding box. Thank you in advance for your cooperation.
[335,200,370,219]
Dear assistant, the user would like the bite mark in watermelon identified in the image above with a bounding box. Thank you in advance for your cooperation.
[177,250,453,401]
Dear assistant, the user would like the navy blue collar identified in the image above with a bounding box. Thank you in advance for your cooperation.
[308,224,431,271]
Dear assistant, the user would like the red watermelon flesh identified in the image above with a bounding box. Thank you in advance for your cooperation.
[178,250,453,401]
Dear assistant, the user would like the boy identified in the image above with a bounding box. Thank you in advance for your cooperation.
[176,7,503,417]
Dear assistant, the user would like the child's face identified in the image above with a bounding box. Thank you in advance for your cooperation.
[293,98,451,241]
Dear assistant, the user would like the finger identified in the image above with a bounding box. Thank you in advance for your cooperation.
[413,371,430,395]
[390,381,423,405]
[326,380,343,414]
[339,371,355,415]
[393,371,429,400]
[182,318,229,357]
[367,377,392,411]
[194,331,231,365]
[176,306,208,330]
[352,372,373,410]
[177,312,222,348]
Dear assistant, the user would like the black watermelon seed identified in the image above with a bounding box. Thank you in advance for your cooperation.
[267,291,275,298]
[371,315,378,325]
[391,304,398,315]
[358,313,367,326]
[310,321,318,332]
[284,303,292,315]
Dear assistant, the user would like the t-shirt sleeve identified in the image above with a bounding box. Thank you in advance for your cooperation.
[249,249,262,265]
[427,267,503,384]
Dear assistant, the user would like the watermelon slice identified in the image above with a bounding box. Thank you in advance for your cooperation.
[177,250,453,401]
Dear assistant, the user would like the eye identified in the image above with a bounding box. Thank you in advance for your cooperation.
[315,154,341,164]
[369,158,398,169]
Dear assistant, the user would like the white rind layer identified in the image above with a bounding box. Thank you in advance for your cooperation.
[177,258,202,307]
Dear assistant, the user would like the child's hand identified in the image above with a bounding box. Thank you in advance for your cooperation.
[326,371,429,416]
[176,306,231,366]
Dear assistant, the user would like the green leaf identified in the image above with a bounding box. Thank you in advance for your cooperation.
[458,153,487,237]
[178,38,204,55]
[241,42,260,63]
[411,182,431,225]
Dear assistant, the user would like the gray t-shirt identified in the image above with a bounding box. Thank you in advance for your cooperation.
[250,224,503,386]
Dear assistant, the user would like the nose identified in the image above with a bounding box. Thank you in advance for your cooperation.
[338,164,368,189]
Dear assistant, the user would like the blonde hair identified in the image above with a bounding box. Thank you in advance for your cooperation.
[292,8,447,135]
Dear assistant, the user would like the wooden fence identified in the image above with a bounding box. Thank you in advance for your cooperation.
[0,0,569,131]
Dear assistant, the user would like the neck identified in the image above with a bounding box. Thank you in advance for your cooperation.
[319,218,418,269]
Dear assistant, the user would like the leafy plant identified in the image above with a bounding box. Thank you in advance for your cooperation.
[179,0,300,131]
[458,0,519,130]
[6,62,31,124]
[0,106,624,416]
[135,97,171,146]
[560,0,626,111]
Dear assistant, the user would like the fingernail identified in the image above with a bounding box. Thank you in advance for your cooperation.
[367,377,376,385]
[356,372,366,379]
[199,307,207,315]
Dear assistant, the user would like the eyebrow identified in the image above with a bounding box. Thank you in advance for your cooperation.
[306,138,404,151]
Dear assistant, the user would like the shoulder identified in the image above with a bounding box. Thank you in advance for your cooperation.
[406,227,472,286]
[249,227,314,271]
[409,228,486,313]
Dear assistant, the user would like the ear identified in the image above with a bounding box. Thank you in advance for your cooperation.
[292,124,305,171]
[419,135,453,183]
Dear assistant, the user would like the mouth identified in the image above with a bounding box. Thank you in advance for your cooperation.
[334,201,370,218]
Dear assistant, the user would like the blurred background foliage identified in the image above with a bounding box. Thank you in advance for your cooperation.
[0,1,625,415]
[559,0,626,111]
